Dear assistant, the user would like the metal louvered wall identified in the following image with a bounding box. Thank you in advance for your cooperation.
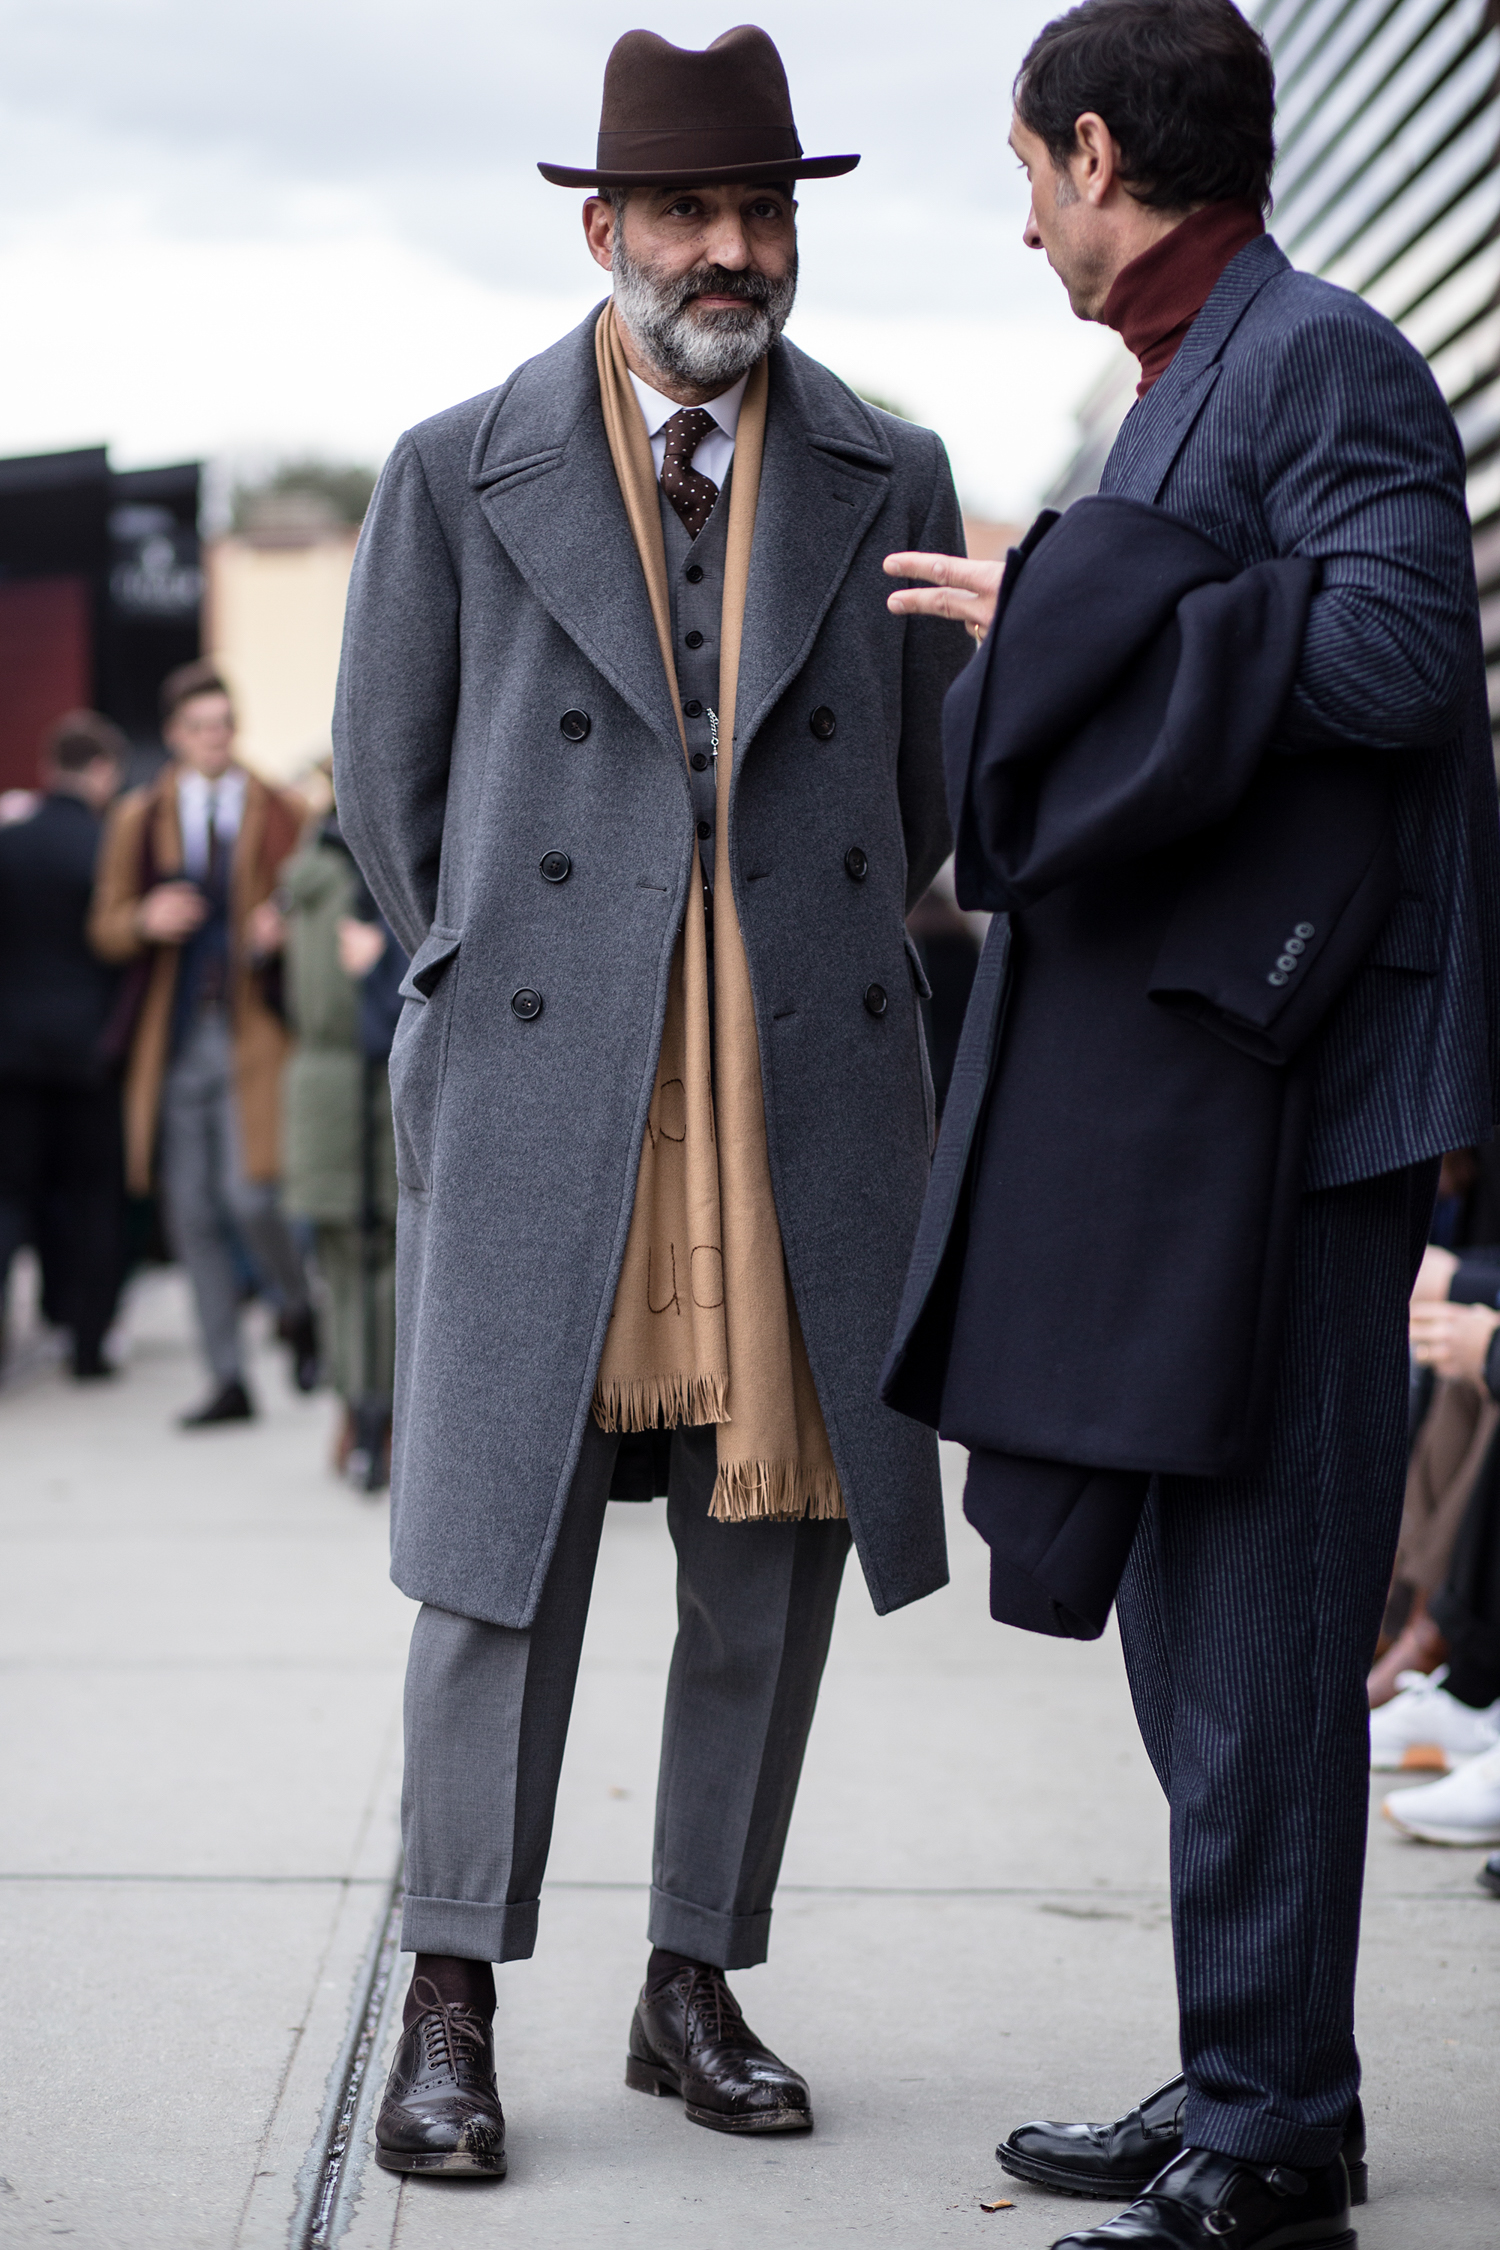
[1258,0,1500,726]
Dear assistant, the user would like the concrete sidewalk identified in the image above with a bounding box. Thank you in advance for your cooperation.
[0,1263,1495,2249]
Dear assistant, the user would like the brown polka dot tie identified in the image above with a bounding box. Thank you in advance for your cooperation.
[660,407,720,540]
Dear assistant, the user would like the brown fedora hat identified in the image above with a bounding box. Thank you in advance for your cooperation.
[537,24,859,189]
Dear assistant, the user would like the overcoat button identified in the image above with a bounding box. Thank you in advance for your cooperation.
[684,699,703,717]
[511,988,543,1021]
[539,852,571,883]
[691,753,709,772]
[685,564,705,583]
[864,983,888,1017]
[684,629,705,649]
[810,706,836,740]
[844,846,869,881]
[559,709,590,741]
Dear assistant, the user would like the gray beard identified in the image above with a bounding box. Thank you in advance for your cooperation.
[611,236,797,388]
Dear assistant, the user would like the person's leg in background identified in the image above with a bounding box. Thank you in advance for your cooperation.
[313,1218,395,1481]
[0,1081,44,1366]
[157,1014,252,1422]
[1115,1161,1438,2171]
[46,1081,126,1378]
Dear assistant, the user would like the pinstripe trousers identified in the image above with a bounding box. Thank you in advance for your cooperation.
[1116,1158,1439,2169]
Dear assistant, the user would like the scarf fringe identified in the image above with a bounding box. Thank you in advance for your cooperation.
[592,1372,730,1435]
[709,1461,847,1524]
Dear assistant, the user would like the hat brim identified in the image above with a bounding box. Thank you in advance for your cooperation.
[537,152,859,187]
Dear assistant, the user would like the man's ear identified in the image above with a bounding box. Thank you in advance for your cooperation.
[1072,112,1119,206]
[583,195,616,275]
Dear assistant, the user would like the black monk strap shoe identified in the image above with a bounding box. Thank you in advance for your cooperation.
[374,1984,507,2178]
[1001,2076,1367,2206]
[1049,2148,1354,2250]
[625,1965,813,2134]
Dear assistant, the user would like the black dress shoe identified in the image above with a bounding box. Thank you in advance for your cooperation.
[374,1989,506,2178]
[177,1380,254,1428]
[1049,2147,1353,2249]
[278,1306,320,1393]
[625,1965,812,2134]
[1000,2075,1367,2205]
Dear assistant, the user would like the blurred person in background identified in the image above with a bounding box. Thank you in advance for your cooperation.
[883,1,1500,2242]
[335,21,966,2185]
[88,660,318,1425]
[278,799,404,1489]
[0,711,127,1378]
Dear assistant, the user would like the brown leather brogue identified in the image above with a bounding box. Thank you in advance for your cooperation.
[625,1965,812,2134]
[374,1983,506,2178]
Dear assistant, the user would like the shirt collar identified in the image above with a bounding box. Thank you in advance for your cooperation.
[627,368,749,442]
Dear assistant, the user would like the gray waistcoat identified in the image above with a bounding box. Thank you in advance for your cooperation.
[660,468,733,889]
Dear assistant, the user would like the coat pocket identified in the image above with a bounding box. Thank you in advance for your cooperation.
[389,925,462,1194]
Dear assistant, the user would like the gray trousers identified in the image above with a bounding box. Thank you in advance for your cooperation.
[159,1010,308,1387]
[400,1418,851,1969]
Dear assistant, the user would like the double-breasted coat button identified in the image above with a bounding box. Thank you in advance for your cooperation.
[685,564,705,583]
[511,989,543,1021]
[864,983,888,1017]
[844,846,869,881]
[810,706,837,740]
[684,629,705,649]
[539,852,571,883]
[559,709,590,741]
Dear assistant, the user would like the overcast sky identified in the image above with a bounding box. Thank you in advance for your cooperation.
[0,0,1128,518]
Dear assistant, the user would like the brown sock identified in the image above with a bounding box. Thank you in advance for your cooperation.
[403,1953,496,2029]
[646,1946,715,1995]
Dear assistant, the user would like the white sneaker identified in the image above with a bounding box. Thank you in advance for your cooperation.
[1368,1668,1500,1772]
[1383,1741,1500,1844]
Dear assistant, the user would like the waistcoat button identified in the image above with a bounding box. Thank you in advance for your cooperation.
[844,846,869,882]
[691,753,709,772]
[863,983,888,1017]
[696,820,712,841]
[685,564,705,583]
[511,989,543,1021]
[684,699,703,718]
[810,706,836,740]
[559,710,590,741]
[539,853,571,883]
[684,629,705,649]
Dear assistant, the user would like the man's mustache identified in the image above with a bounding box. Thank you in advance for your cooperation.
[666,265,777,314]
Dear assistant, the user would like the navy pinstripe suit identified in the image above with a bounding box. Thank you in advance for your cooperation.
[1097,234,1500,2167]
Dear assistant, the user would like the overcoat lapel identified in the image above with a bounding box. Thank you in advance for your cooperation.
[468,311,683,750]
[1102,234,1289,503]
[733,341,894,761]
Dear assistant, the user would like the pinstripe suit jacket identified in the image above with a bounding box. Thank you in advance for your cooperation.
[1101,232,1500,1189]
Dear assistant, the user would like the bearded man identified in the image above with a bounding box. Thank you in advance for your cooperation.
[333,24,967,2180]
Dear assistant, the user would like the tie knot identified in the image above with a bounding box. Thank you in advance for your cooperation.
[661,407,717,467]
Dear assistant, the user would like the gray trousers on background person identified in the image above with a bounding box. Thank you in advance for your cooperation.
[400,1418,852,1970]
[159,1009,309,1388]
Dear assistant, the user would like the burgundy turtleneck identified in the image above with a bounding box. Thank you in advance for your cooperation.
[1101,200,1265,395]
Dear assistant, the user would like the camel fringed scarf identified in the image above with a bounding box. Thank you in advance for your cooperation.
[590,303,844,1525]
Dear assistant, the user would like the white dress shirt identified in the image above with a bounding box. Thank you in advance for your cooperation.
[177,767,247,881]
[627,368,748,495]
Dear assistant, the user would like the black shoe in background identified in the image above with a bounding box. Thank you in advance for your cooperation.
[1480,1852,1500,1897]
[374,1984,506,2178]
[1048,2147,1353,2249]
[278,1305,320,1393]
[72,1350,117,1381]
[178,1380,254,1428]
[1000,2075,1367,2206]
[626,1964,812,2134]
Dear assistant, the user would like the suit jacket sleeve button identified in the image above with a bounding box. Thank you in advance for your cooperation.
[844,846,868,881]
[864,983,888,1017]
[1294,922,1315,939]
[810,706,836,740]
[512,988,543,1020]
[540,853,571,883]
[560,710,590,741]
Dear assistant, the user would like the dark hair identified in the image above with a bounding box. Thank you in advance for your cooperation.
[159,657,232,725]
[42,709,128,774]
[1015,0,1276,213]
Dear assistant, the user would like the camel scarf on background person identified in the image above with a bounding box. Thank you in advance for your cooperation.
[590,304,843,1524]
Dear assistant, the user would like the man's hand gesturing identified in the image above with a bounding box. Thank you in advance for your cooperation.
[884,551,1004,643]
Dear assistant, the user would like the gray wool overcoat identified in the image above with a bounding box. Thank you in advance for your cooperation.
[332,307,970,1629]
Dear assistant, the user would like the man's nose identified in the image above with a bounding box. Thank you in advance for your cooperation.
[1022,201,1043,249]
[704,220,752,269]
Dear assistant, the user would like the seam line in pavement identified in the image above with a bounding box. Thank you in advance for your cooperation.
[292,1868,404,2250]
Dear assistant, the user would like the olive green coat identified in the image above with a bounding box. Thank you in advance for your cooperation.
[280,834,397,1226]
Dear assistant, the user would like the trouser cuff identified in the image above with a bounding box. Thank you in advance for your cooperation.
[1181,2091,1346,2169]
[400,1891,539,1963]
[647,1885,771,1969]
